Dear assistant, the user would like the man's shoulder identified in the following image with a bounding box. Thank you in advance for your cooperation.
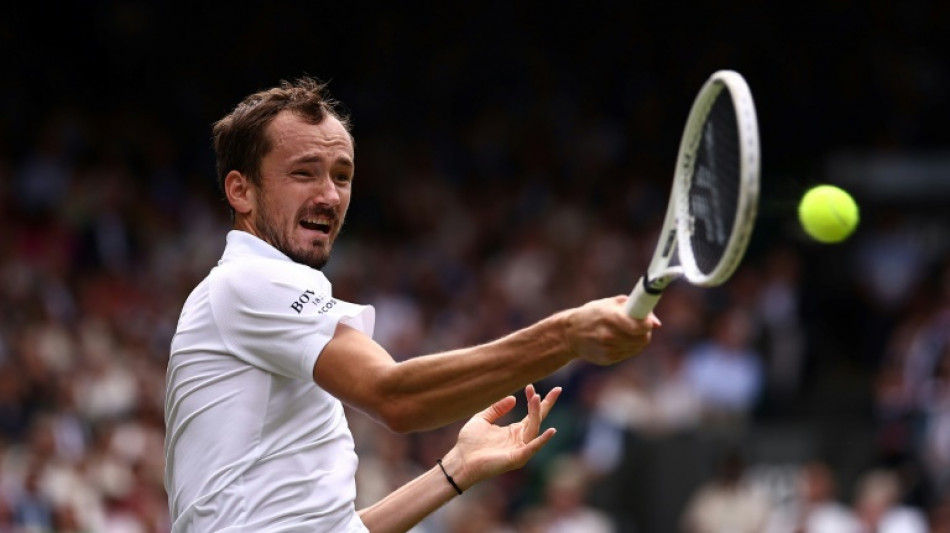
[214,255,325,285]
[209,257,332,309]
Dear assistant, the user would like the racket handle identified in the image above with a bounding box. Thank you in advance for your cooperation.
[625,276,662,319]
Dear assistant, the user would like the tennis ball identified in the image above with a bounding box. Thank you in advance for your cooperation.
[798,185,859,243]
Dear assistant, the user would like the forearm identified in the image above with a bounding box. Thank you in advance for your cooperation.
[357,454,466,533]
[316,295,656,433]
[375,311,575,431]
[358,385,560,533]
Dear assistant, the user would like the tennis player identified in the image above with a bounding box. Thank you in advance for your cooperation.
[164,77,661,532]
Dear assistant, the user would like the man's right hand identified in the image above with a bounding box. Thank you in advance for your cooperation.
[563,295,661,366]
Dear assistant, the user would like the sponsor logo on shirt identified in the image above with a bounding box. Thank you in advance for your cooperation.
[290,289,338,315]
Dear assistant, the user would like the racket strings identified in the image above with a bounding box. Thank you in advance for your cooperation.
[688,90,741,275]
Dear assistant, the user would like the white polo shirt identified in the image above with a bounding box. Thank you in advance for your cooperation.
[164,230,375,532]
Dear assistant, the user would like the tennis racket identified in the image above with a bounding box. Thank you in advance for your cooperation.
[625,69,760,319]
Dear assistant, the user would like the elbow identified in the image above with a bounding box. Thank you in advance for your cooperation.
[374,397,429,434]
[379,416,415,435]
[364,367,432,434]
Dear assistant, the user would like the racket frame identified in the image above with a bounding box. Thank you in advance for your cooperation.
[626,70,760,319]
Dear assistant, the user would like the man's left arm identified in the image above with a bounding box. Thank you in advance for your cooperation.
[356,385,559,533]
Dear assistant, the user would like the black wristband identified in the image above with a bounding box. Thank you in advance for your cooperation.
[436,459,463,495]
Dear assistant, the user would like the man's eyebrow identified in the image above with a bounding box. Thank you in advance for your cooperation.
[291,155,354,168]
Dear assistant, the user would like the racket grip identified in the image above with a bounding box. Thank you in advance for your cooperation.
[625,277,662,319]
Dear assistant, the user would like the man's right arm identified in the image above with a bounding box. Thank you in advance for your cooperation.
[313,295,659,433]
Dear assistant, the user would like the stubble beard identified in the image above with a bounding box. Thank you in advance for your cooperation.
[254,202,336,271]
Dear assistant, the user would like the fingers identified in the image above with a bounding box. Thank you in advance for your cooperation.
[521,384,561,423]
[622,309,661,333]
[511,427,557,466]
[523,390,542,444]
[481,396,517,424]
[539,386,562,419]
[522,385,561,444]
[481,385,561,446]
[611,296,662,329]
[524,383,536,404]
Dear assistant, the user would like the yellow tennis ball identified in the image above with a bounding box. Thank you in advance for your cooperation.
[798,185,859,243]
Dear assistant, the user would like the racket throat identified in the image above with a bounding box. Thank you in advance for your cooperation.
[642,272,679,294]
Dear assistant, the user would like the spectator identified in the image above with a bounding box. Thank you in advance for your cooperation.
[852,469,928,533]
[681,449,771,533]
[919,345,950,504]
[518,454,616,533]
[684,305,764,434]
[766,460,861,533]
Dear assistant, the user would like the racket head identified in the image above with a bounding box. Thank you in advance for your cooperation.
[673,70,760,287]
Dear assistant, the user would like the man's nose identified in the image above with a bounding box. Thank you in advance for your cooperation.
[312,175,341,206]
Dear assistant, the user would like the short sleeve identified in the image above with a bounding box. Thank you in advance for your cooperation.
[209,258,375,381]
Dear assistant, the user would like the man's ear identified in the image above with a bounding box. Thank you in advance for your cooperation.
[224,170,255,215]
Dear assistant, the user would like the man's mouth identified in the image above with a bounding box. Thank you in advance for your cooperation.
[300,217,332,235]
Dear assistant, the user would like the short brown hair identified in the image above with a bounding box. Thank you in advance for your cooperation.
[212,77,351,211]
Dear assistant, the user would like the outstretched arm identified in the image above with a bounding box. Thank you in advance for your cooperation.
[316,295,659,432]
[357,384,561,533]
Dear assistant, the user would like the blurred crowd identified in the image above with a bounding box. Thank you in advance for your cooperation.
[2,1,950,532]
[1,99,949,533]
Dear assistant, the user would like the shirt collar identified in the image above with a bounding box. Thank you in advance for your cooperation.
[220,230,292,264]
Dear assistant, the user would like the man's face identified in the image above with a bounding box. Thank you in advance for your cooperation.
[249,111,354,269]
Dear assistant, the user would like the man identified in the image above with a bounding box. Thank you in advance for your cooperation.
[164,77,660,532]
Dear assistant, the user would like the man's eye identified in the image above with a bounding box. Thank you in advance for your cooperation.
[335,174,353,184]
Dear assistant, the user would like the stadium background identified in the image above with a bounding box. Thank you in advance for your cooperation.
[1,1,949,531]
